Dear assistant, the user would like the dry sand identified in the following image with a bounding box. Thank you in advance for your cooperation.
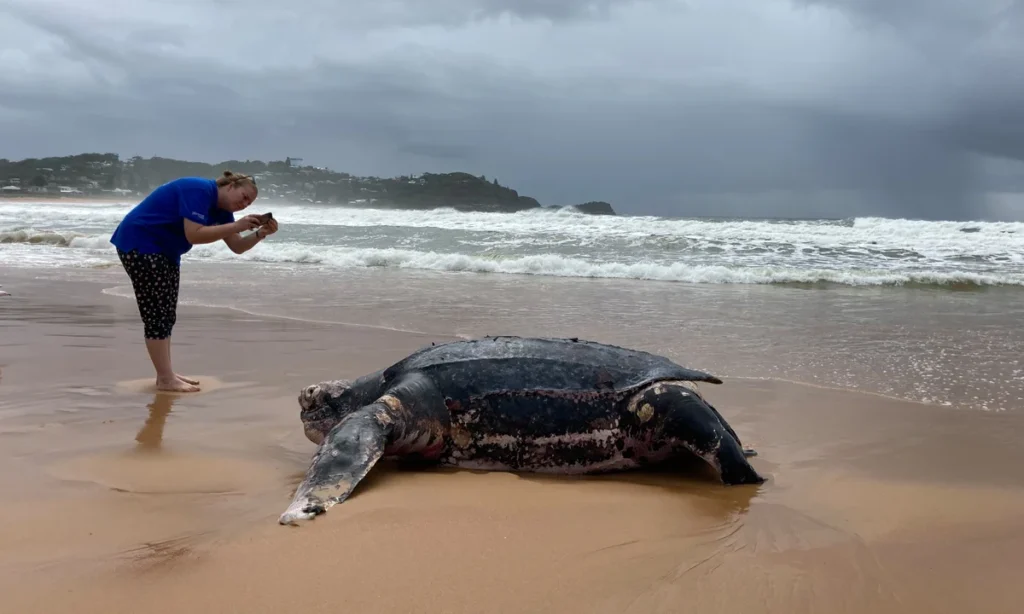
[1,272,1023,613]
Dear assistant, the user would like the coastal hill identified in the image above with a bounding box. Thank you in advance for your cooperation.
[0,153,616,215]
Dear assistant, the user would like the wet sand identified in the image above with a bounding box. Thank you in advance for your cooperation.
[1,270,1023,613]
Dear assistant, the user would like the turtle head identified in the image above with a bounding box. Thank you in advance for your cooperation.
[298,379,356,445]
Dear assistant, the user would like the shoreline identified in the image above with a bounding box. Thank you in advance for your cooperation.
[88,276,1024,411]
[5,258,1023,413]
[2,267,1024,613]
[86,271,1010,410]
[3,267,1023,468]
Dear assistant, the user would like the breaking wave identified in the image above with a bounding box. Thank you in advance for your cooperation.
[2,202,1023,289]
[5,234,1020,288]
[0,228,83,247]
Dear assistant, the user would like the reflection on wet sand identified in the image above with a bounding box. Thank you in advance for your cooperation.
[135,393,175,451]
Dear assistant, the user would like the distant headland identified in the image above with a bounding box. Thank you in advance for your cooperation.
[0,153,616,215]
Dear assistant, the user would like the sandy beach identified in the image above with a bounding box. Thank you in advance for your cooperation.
[2,266,1023,614]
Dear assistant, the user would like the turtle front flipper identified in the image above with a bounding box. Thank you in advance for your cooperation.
[279,404,395,525]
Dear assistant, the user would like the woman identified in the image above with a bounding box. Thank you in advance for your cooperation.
[110,171,278,393]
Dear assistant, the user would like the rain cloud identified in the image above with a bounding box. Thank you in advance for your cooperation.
[2,0,1023,219]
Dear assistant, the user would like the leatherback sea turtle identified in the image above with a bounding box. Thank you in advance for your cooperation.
[279,335,764,525]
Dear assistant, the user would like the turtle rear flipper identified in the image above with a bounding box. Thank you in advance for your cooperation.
[627,381,765,486]
[279,404,394,525]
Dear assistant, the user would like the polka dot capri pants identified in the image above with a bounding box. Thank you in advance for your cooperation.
[117,249,180,340]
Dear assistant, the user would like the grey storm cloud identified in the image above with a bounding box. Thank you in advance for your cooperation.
[2,0,1023,220]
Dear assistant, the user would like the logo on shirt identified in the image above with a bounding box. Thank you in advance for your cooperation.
[192,211,206,220]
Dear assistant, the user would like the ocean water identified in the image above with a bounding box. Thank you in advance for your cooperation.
[3,200,1024,286]
[2,199,1024,412]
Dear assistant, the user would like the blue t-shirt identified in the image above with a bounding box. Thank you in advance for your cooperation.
[110,177,235,264]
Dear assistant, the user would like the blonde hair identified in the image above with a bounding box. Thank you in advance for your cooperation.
[215,170,258,194]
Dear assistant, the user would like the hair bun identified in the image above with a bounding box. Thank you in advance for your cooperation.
[214,170,258,193]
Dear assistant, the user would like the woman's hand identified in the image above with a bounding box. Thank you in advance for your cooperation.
[233,215,263,233]
[255,217,278,239]
[259,218,279,237]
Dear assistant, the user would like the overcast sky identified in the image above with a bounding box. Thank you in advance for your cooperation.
[2,0,1023,220]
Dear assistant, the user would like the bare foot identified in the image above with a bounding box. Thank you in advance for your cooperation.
[156,376,200,393]
[175,373,200,385]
